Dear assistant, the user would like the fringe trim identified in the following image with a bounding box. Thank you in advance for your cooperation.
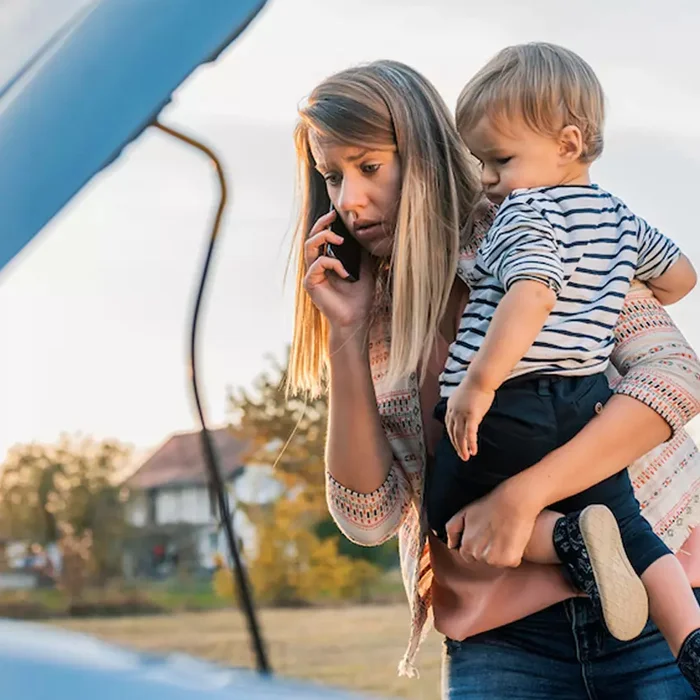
[397,654,420,679]
[397,592,433,679]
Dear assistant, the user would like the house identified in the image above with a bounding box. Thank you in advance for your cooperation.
[124,427,281,576]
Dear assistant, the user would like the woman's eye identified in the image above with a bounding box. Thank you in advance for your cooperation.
[361,163,380,174]
[495,156,512,166]
[324,173,341,186]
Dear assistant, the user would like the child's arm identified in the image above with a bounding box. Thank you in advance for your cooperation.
[645,253,696,306]
[465,280,556,391]
[446,197,562,461]
[635,212,695,305]
[446,280,556,460]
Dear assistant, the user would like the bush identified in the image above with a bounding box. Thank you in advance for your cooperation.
[0,600,53,619]
[67,594,165,618]
[248,498,383,606]
[314,517,399,570]
[0,587,166,619]
[212,553,235,600]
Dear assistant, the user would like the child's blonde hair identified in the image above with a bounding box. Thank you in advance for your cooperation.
[456,42,605,163]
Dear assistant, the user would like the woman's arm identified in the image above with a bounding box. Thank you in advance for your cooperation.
[606,281,700,432]
[446,283,700,563]
[300,216,413,545]
[325,326,395,493]
[504,395,672,514]
[519,283,700,508]
[324,326,413,546]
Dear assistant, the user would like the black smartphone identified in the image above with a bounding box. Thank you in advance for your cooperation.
[326,204,362,282]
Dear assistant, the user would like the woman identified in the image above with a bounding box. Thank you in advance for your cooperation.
[287,59,700,698]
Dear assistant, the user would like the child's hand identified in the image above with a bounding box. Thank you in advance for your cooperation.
[445,380,495,461]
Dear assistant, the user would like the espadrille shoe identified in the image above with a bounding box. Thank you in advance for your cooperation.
[553,505,649,641]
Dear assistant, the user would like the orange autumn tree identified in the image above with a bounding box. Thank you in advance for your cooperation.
[227,351,395,604]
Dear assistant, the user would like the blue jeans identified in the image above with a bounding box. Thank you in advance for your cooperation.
[443,591,700,698]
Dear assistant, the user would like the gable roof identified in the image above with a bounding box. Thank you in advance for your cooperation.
[127,428,247,490]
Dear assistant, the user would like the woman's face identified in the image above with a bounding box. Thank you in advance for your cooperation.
[309,135,401,258]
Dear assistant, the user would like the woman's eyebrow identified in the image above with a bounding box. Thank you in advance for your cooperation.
[345,148,370,163]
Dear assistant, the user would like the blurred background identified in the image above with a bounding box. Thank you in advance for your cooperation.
[0,1,698,698]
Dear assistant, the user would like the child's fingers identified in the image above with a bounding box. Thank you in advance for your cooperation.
[445,415,454,444]
[466,418,479,458]
[446,416,459,456]
[460,430,471,462]
[451,416,470,462]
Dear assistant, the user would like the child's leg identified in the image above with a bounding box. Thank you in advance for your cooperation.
[642,554,700,656]
[523,504,650,641]
[523,508,561,564]
[642,555,700,695]
[535,508,700,694]
[428,383,558,543]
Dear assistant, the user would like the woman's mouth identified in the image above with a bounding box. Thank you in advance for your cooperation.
[353,222,384,241]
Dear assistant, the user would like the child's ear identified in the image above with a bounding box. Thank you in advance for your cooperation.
[558,125,584,163]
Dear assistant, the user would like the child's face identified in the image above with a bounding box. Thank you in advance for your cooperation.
[464,116,572,206]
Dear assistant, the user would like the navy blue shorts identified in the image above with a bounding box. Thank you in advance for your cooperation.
[427,373,671,576]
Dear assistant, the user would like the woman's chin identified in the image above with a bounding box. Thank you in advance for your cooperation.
[363,239,393,258]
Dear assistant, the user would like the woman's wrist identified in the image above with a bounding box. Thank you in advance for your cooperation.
[329,321,370,356]
[328,322,373,396]
[498,469,549,518]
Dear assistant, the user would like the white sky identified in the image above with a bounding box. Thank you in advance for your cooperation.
[1,0,699,462]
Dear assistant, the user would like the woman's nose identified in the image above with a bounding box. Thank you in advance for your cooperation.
[337,177,368,213]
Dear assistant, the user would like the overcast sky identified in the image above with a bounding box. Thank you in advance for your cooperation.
[1,0,699,463]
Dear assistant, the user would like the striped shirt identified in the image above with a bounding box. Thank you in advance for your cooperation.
[440,184,680,396]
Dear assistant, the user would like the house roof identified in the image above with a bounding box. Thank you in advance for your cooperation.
[127,428,248,490]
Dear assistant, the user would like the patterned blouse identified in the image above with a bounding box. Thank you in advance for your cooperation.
[325,207,700,676]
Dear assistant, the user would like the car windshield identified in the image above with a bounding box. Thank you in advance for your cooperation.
[0,0,95,91]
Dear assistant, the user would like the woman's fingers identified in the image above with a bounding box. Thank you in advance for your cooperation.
[304,255,350,290]
[303,211,339,266]
[311,210,336,236]
[304,228,344,269]
[446,509,468,551]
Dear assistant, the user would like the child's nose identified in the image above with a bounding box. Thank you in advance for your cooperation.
[481,165,498,188]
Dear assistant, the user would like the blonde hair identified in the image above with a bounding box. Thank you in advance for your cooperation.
[287,60,481,396]
[456,42,605,162]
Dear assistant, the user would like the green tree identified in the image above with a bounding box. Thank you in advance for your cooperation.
[0,435,131,582]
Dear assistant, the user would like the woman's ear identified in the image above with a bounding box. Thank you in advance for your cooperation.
[558,125,584,163]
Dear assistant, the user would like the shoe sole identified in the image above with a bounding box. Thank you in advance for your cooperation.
[579,504,649,641]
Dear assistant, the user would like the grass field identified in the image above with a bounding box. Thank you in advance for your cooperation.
[56,604,444,699]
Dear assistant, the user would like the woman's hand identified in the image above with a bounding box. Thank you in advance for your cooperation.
[303,211,375,331]
[445,480,542,568]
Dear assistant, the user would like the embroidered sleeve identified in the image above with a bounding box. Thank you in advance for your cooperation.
[325,462,413,546]
[610,282,700,432]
